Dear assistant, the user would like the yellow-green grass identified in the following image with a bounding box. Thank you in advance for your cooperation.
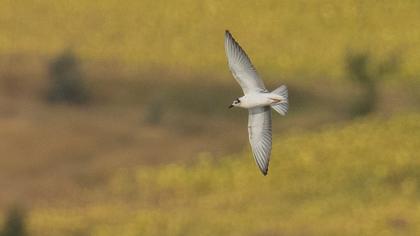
[1,0,420,79]
[25,114,420,236]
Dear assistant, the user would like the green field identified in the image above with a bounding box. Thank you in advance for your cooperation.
[2,0,420,78]
[22,114,420,236]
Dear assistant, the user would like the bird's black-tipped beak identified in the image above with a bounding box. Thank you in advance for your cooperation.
[228,104,234,109]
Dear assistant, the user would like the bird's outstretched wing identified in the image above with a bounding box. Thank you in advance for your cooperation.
[248,106,272,175]
[225,30,266,94]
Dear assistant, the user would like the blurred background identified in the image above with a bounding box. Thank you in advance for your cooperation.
[0,0,420,235]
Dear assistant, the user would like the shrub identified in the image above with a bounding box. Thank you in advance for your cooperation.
[1,206,26,236]
[345,51,400,116]
[47,50,89,104]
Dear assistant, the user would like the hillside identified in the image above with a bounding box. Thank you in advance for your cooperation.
[1,1,420,235]
[24,114,420,236]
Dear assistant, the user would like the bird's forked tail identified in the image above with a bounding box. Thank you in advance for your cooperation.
[271,85,288,115]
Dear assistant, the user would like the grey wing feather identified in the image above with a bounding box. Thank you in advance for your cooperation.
[225,30,266,94]
[248,106,272,175]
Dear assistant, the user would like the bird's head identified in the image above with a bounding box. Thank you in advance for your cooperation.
[229,98,241,109]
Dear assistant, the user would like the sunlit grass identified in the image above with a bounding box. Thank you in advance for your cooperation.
[1,0,420,79]
[27,114,420,236]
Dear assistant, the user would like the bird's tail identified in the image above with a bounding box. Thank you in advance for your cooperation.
[271,85,288,115]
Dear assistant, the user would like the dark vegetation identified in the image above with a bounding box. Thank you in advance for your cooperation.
[345,50,401,117]
[47,50,89,104]
[1,207,26,236]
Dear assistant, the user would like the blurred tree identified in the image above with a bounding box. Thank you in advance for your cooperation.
[47,49,89,104]
[1,206,26,236]
[345,50,400,117]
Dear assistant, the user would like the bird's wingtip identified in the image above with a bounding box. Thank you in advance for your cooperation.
[261,168,268,176]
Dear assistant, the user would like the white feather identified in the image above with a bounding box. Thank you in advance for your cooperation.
[225,31,266,94]
[248,107,272,175]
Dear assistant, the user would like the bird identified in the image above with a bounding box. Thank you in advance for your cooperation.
[224,30,288,176]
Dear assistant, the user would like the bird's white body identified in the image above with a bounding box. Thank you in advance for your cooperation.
[236,92,286,109]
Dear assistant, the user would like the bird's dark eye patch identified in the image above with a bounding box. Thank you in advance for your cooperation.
[235,98,241,103]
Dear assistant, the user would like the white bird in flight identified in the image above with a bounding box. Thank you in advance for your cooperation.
[224,30,288,175]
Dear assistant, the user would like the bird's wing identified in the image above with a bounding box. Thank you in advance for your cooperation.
[225,30,266,94]
[248,106,272,175]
